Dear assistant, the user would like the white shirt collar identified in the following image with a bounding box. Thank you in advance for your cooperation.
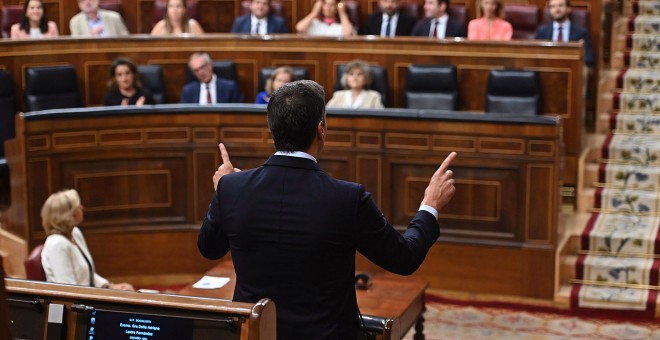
[275,151,317,163]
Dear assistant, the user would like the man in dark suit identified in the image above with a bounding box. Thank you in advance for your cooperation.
[231,0,288,34]
[360,0,416,36]
[198,80,457,339]
[536,0,594,66]
[180,52,242,104]
[411,0,466,38]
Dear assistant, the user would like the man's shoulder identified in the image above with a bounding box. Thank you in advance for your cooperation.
[235,14,251,23]
[183,81,200,90]
[269,14,285,23]
[366,11,382,21]
[570,23,588,35]
[99,9,122,19]
[217,78,239,88]
[415,17,431,25]
[536,23,552,33]
[398,12,417,23]
[70,12,85,22]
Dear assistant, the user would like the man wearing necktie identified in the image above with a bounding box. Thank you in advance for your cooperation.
[180,52,243,104]
[411,0,467,38]
[360,0,416,36]
[535,0,594,66]
[231,0,288,34]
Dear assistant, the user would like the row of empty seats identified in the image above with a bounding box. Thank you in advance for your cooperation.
[0,0,590,39]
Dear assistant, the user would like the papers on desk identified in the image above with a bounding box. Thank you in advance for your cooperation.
[192,276,231,289]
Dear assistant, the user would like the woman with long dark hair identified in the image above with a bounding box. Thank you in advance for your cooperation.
[151,0,204,35]
[10,0,58,39]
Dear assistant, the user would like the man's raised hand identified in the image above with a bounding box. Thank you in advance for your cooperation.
[421,152,457,213]
[213,143,242,190]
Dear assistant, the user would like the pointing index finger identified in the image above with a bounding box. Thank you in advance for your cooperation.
[437,152,457,174]
[219,143,232,165]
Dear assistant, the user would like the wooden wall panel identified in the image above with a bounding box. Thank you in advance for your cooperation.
[5,103,561,297]
[0,37,583,187]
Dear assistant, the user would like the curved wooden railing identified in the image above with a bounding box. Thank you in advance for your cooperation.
[4,104,561,298]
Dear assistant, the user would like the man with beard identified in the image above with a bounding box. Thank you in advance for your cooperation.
[536,0,594,66]
[360,0,416,36]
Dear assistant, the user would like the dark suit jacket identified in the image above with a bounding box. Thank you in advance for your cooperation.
[180,77,243,103]
[359,11,416,36]
[198,155,439,339]
[536,23,595,66]
[411,17,467,38]
[231,14,288,34]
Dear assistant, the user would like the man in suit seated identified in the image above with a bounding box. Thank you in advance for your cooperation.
[180,52,243,104]
[536,0,594,66]
[231,0,288,34]
[198,79,457,339]
[70,0,129,36]
[411,0,466,38]
[360,0,416,36]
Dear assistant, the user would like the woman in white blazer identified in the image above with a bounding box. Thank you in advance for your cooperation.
[40,189,134,290]
[327,59,384,109]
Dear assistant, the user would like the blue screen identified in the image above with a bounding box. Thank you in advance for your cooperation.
[86,309,194,340]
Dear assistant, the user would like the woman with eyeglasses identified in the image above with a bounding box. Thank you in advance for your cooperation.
[326,59,383,108]
[40,189,134,290]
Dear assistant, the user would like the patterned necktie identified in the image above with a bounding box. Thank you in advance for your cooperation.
[206,84,212,104]
[430,20,438,38]
[557,25,563,42]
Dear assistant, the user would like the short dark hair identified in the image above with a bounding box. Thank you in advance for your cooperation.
[267,80,326,152]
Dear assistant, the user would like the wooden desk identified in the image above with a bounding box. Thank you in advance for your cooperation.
[5,106,561,299]
[178,260,428,340]
[0,35,582,184]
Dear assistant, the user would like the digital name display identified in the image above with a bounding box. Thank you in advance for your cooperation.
[86,310,194,340]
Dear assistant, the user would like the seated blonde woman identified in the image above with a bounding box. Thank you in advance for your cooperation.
[151,0,204,35]
[327,60,384,109]
[467,0,512,40]
[295,0,354,37]
[41,189,134,290]
[256,66,295,104]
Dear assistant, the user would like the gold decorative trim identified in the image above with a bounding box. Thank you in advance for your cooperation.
[577,250,660,259]
[570,279,660,290]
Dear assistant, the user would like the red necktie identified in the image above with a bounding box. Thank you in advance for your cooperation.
[206,84,212,104]
[557,25,563,42]
[430,20,438,38]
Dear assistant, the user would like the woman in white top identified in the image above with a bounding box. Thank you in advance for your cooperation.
[40,189,134,290]
[151,0,204,35]
[295,0,354,37]
[10,0,59,39]
[327,59,384,109]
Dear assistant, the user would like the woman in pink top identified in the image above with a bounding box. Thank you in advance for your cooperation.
[467,0,512,40]
[10,0,58,39]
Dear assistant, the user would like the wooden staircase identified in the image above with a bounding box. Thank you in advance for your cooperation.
[556,0,660,317]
